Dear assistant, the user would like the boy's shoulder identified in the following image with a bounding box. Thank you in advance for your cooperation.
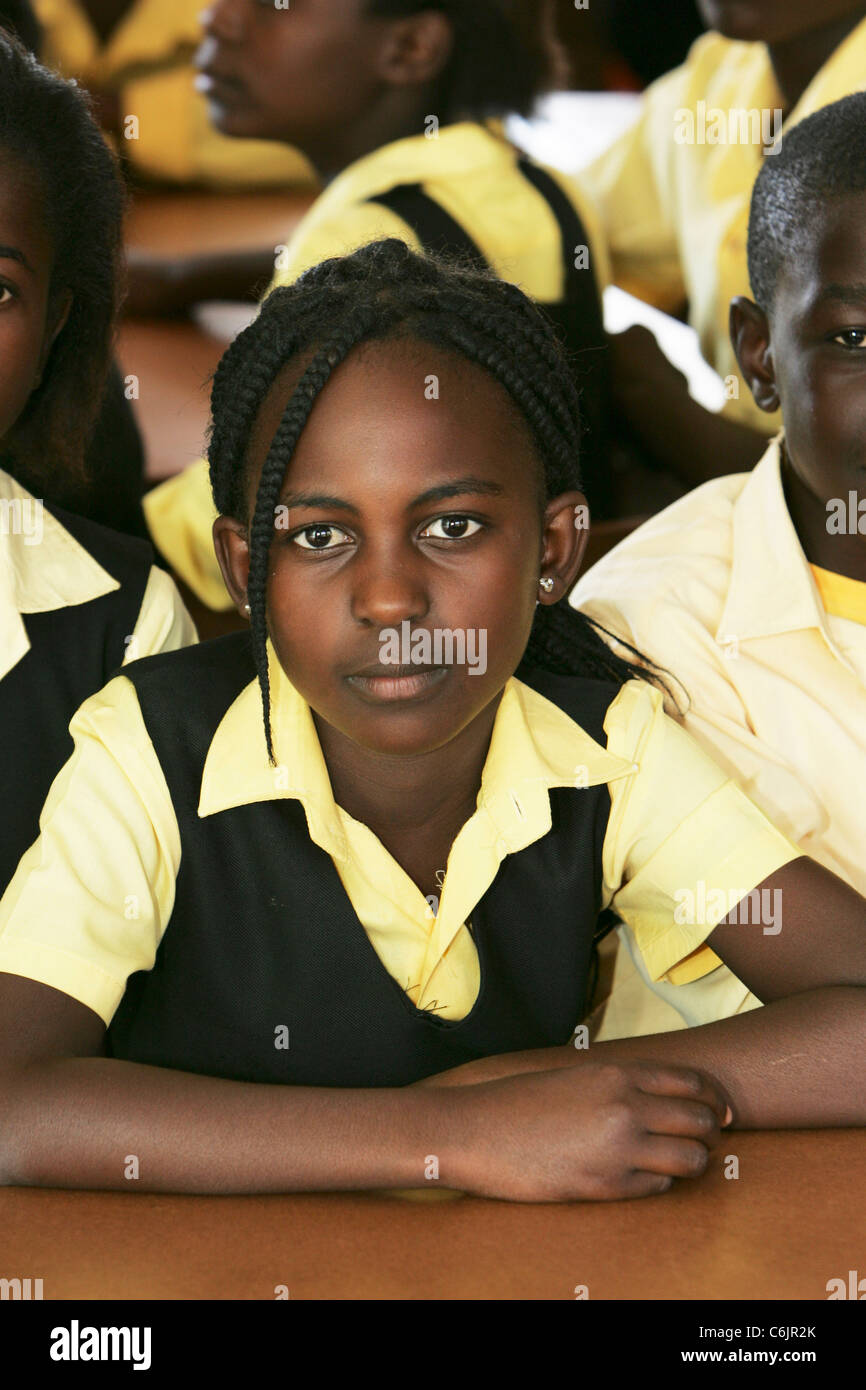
[573,471,753,662]
[580,472,748,591]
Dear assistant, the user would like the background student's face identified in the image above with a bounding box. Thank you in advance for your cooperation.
[766,193,866,508]
[242,340,558,758]
[195,0,396,144]
[697,0,866,43]
[0,154,61,441]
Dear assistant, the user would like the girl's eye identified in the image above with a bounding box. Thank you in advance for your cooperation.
[0,285,15,305]
[833,328,866,349]
[291,523,351,551]
[420,515,482,541]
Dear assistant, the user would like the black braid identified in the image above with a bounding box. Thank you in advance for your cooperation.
[206,239,666,760]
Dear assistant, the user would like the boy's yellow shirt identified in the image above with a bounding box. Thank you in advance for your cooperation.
[143,119,610,608]
[578,19,866,435]
[574,434,866,1038]
[33,0,316,187]
[0,651,798,1029]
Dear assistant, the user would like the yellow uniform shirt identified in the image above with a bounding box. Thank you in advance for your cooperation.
[33,0,316,188]
[0,647,797,1029]
[573,435,866,1036]
[577,21,866,434]
[143,120,610,608]
[0,467,196,683]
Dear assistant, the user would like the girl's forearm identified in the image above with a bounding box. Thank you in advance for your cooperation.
[422,986,866,1128]
[0,1056,458,1194]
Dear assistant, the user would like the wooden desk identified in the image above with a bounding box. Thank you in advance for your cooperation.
[1,1131,860,1300]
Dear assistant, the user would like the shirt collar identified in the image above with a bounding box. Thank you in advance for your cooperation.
[198,640,637,862]
[0,469,120,682]
[716,435,848,663]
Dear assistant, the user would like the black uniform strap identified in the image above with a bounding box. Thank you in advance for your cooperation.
[516,157,604,327]
[367,184,490,271]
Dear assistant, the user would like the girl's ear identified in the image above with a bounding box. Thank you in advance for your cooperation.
[378,10,453,88]
[213,515,252,618]
[729,295,780,413]
[538,490,591,604]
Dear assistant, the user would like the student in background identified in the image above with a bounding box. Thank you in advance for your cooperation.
[1,241,865,1202]
[579,0,866,487]
[0,33,196,891]
[32,0,316,189]
[139,0,615,608]
[575,93,866,1039]
[1,0,149,536]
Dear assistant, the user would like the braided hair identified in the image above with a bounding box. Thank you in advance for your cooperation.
[208,238,660,762]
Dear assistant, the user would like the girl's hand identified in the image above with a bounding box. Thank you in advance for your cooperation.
[447,1061,731,1203]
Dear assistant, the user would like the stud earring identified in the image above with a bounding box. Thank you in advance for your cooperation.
[539,577,555,594]
[244,603,251,614]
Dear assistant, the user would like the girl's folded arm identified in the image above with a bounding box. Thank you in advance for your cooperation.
[0,973,460,1195]
[0,973,733,1203]
[421,856,866,1127]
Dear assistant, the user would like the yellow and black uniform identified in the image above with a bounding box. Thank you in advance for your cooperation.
[33,0,316,188]
[0,631,799,1085]
[0,467,196,891]
[143,120,612,609]
[578,19,866,435]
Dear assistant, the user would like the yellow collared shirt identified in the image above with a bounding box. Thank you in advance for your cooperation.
[33,0,316,187]
[0,468,196,686]
[0,642,797,1030]
[577,21,866,434]
[574,434,866,1036]
[143,119,610,608]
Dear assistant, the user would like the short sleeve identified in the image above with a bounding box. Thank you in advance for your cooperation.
[0,676,181,1024]
[124,564,198,663]
[601,680,801,984]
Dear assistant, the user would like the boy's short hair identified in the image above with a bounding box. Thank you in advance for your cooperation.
[747,91,866,314]
[368,0,563,120]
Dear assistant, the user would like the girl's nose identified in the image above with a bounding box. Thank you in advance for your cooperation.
[351,558,430,630]
[199,0,247,43]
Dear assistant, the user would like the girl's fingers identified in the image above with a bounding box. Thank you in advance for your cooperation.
[614,1169,675,1199]
[640,1096,723,1145]
[636,1134,713,1180]
[633,1063,731,1123]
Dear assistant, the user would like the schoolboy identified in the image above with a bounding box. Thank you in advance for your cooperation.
[575,92,866,1037]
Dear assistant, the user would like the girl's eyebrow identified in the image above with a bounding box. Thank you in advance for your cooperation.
[0,244,32,272]
[278,477,506,514]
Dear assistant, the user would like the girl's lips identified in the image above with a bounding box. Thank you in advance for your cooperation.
[345,667,449,703]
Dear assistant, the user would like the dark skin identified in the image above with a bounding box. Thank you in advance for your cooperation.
[125,0,452,315]
[214,340,581,898]
[610,0,866,487]
[730,191,866,583]
[0,153,71,445]
[1,339,866,1202]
